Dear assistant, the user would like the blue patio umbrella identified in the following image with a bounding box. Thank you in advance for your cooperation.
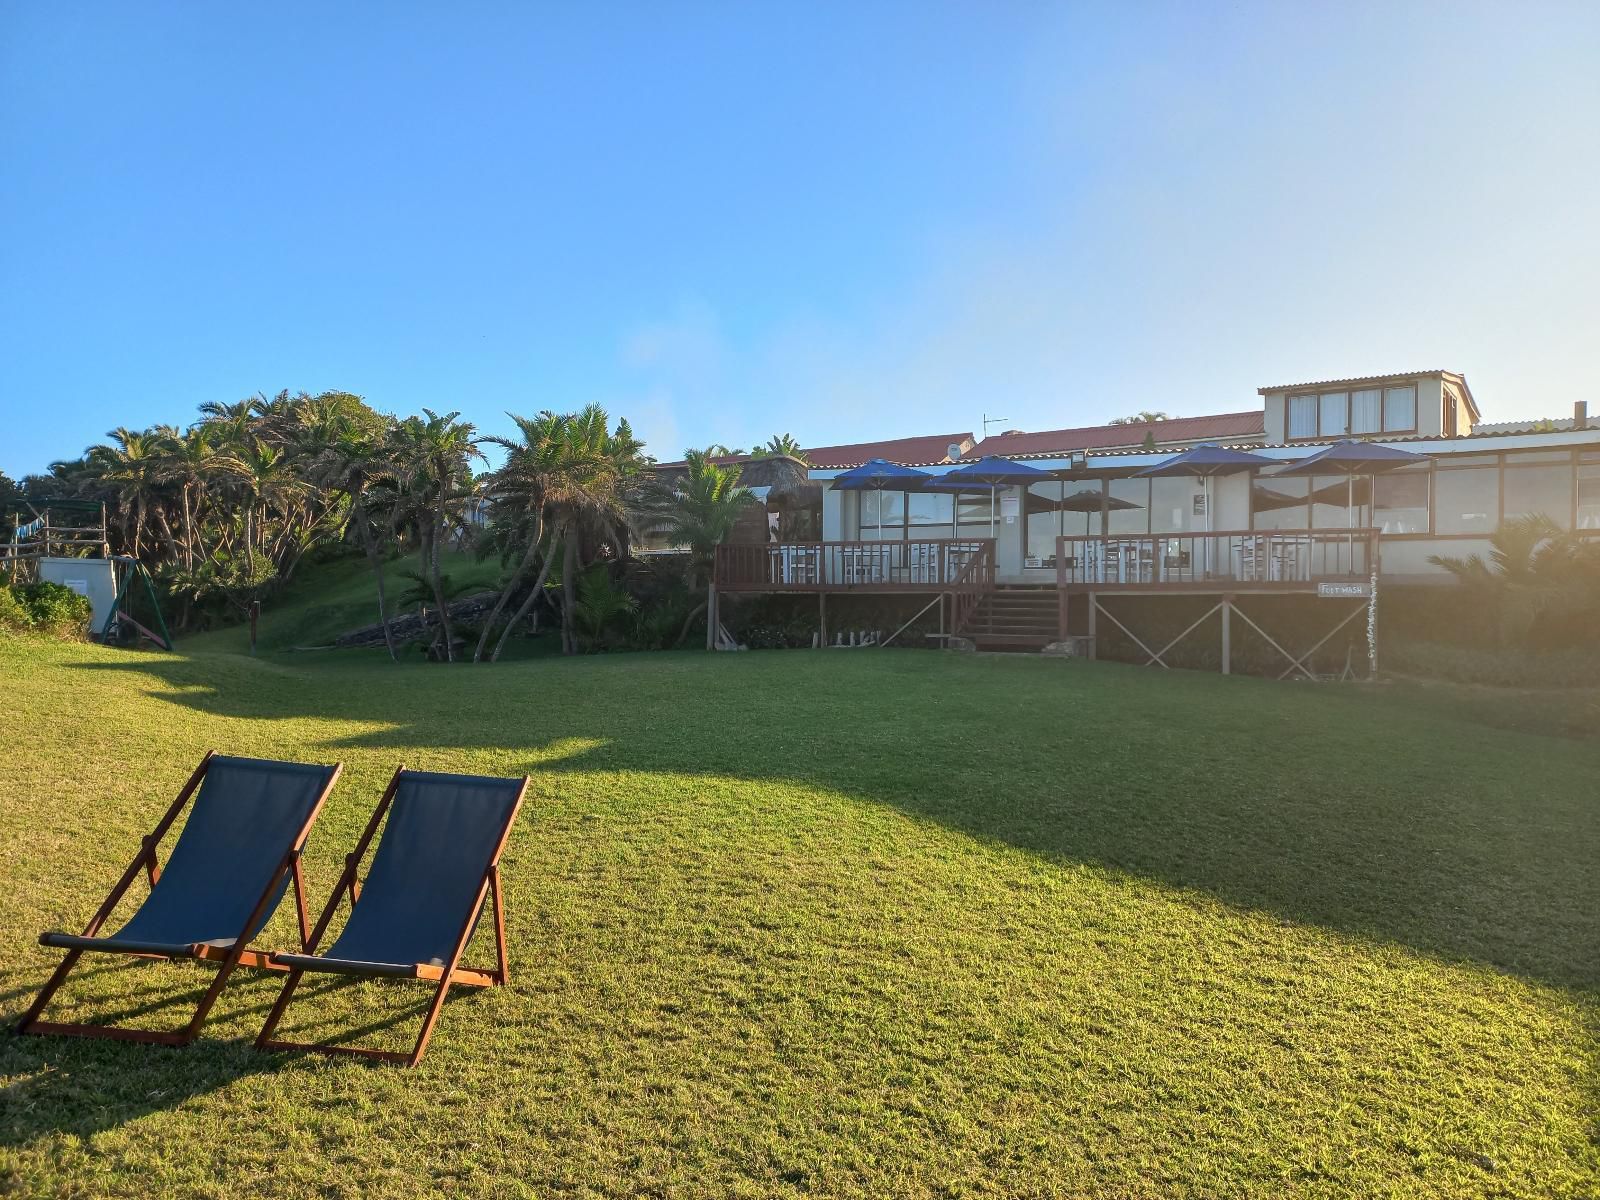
[934,456,1056,537]
[1134,444,1276,531]
[1275,440,1429,528]
[829,458,934,491]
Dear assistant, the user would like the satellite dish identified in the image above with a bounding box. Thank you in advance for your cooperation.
[947,443,964,461]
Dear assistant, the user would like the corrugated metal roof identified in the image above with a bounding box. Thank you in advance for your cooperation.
[1256,370,1463,393]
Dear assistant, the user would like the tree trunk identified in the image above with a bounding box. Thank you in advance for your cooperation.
[488,529,561,663]
[424,519,455,662]
[560,535,578,655]
[472,517,544,663]
[674,600,708,648]
[131,499,147,560]
[352,496,399,662]
[181,485,196,570]
[151,504,182,564]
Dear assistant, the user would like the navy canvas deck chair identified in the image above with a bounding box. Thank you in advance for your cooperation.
[16,751,342,1047]
[255,766,529,1066]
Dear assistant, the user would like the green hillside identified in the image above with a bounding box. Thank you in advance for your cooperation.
[181,550,512,657]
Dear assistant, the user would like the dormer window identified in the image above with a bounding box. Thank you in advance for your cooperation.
[1287,383,1417,440]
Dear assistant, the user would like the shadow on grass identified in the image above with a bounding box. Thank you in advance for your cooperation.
[0,960,484,1151]
[62,651,1600,998]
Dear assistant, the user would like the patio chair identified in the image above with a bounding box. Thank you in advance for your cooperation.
[254,766,529,1067]
[15,751,342,1047]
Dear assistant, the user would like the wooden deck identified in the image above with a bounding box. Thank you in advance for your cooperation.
[714,539,996,594]
[1053,530,1378,593]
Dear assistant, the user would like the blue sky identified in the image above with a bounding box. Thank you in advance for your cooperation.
[3,2,1598,476]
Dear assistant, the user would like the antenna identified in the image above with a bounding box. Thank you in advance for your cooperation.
[982,412,1010,436]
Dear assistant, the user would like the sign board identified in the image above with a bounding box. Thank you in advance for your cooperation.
[1317,581,1371,599]
[1000,493,1019,523]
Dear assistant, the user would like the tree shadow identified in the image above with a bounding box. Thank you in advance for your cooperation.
[0,960,487,1151]
[61,652,1600,996]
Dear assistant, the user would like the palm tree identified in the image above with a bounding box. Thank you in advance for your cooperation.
[154,425,225,570]
[390,409,482,661]
[478,405,649,659]
[661,448,755,645]
[296,396,403,661]
[1427,514,1600,645]
[758,433,808,462]
[1109,411,1172,426]
[85,428,166,559]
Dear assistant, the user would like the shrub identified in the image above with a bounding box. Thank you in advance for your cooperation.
[1384,641,1600,689]
[0,581,94,639]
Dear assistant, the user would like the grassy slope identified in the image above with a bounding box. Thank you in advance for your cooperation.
[0,636,1596,1199]
[182,549,507,656]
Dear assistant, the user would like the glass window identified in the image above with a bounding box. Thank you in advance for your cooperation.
[1288,394,1317,440]
[1577,465,1600,531]
[1150,476,1199,533]
[1319,392,1349,438]
[1107,478,1149,534]
[907,491,952,529]
[1252,473,1309,530]
[1503,450,1573,465]
[1383,386,1417,431]
[1350,388,1382,434]
[956,491,993,526]
[1503,464,1573,528]
[1311,475,1359,529]
[1374,470,1430,533]
[1025,483,1061,564]
[1434,468,1498,534]
[1434,453,1500,467]
[859,490,907,539]
[1058,485,1101,538]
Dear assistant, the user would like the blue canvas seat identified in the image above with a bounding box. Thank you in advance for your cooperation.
[18,752,342,1047]
[256,767,528,1067]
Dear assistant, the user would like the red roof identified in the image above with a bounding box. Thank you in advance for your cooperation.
[802,432,974,468]
[965,411,1265,459]
[655,431,975,471]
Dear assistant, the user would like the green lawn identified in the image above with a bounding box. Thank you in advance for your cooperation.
[1,635,1596,1198]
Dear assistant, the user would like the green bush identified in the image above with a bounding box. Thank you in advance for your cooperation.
[0,584,33,632]
[1384,641,1600,689]
[0,581,94,639]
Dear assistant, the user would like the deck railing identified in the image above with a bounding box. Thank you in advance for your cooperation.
[715,539,995,592]
[1053,529,1378,588]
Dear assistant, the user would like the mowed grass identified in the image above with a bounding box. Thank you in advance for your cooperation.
[0,636,1596,1199]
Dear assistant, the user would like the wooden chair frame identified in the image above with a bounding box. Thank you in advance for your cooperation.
[255,766,529,1067]
[14,750,342,1047]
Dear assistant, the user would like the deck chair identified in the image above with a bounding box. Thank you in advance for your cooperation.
[255,766,529,1066]
[16,751,342,1047]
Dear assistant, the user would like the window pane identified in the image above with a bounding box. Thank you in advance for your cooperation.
[1374,470,1430,533]
[1288,394,1317,439]
[1350,388,1382,434]
[1434,467,1498,534]
[1503,450,1572,465]
[1503,464,1573,528]
[879,491,905,529]
[1320,392,1348,437]
[1025,483,1061,563]
[956,492,993,525]
[1150,476,1200,533]
[859,491,882,529]
[1252,472,1309,530]
[1383,386,1417,431]
[1578,465,1600,530]
[1311,475,1359,528]
[907,491,953,526]
[1107,478,1148,534]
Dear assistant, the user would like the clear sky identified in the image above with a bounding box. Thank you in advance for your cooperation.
[3,2,1598,476]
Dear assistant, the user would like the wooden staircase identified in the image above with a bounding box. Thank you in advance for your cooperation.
[956,585,1059,651]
